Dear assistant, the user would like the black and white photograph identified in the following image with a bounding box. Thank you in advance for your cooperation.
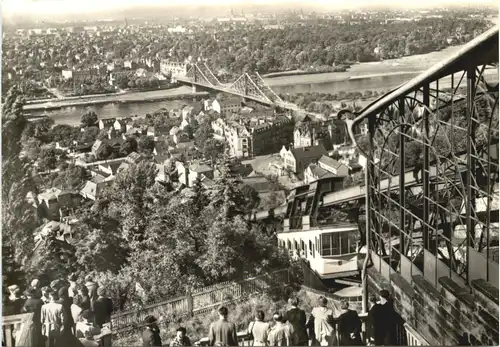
[1,0,499,346]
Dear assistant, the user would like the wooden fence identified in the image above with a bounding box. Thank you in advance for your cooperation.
[111,269,290,334]
[2,312,35,347]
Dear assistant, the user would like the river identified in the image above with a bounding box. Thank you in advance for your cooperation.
[30,44,497,125]
[31,72,419,125]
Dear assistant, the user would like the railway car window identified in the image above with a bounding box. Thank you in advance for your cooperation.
[287,240,292,250]
[341,234,349,254]
[294,240,299,251]
[331,233,340,255]
[321,234,331,256]
[309,240,313,257]
[348,233,358,253]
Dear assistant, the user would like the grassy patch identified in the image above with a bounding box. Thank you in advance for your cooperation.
[112,288,325,346]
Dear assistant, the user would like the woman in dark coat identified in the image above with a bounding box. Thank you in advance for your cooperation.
[57,287,75,335]
[74,285,91,311]
[337,300,363,346]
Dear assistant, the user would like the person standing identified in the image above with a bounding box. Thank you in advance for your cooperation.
[22,288,44,344]
[308,296,336,346]
[22,288,43,317]
[84,276,98,311]
[41,291,64,347]
[30,279,43,298]
[67,273,78,299]
[268,313,291,346]
[247,310,270,346]
[142,315,162,347]
[58,287,75,335]
[379,289,396,346]
[367,294,382,345]
[208,306,238,346]
[74,285,91,311]
[170,327,192,346]
[337,300,362,346]
[6,285,26,315]
[41,286,51,305]
[285,296,308,346]
[93,288,113,329]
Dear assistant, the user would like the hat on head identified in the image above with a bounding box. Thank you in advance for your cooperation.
[8,285,19,292]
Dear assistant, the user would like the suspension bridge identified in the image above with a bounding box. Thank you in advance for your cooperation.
[175,62,322,117]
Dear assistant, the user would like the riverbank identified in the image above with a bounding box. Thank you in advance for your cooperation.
[264,45,469,87]
[24,86,209,111]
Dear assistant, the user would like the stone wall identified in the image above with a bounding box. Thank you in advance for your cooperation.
[365,264,499,346]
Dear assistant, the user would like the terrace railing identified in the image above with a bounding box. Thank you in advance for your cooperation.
[2,312,36,347]
[111,269,290,335]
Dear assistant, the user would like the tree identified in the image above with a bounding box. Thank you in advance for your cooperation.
[194,119,214,148]
[120,137,138,156]
[96,143,113,160]
[138,136,155,154]
[2,86,39,270]
[78,126,100,144]
[202,138,225,165]
[50,124,78,147]
[52,164,90,190]
[81,111,98,128]
[106,161,159,242]
[97,129,109,141]
[38,146,67,172]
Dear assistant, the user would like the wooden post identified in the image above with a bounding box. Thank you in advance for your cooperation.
[186,288,194,317]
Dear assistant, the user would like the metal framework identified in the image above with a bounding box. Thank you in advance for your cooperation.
[349,26,499,288]
[184,63,284,104]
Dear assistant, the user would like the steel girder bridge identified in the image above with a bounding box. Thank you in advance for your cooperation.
[175,62,320,116]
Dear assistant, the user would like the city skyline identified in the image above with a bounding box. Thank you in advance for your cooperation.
[3,0,497,17]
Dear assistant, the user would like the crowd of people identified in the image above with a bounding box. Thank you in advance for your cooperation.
[3,273,113,347]
[5,274,397,347]
[141,289,398,347]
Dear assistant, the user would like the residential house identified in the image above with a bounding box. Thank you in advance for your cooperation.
[114,118,133,133]
[173,131,190,145]
[117,151,145,172]
[98,161,123,176]
[99,118,117,130]
[211,97,241,115]
[176,161,214,187]
[80,175,115,200]
[280,145,328,175]
[303,164,336,184]
[212,112,294,158]
[91,138,124,156]
[147,126,170,139]
[293,117,340,150]
[36,187,81,221]
[156,161,176,184]
[153,140,170,158]
[106,126,118,139]
[70,142,93,154]
[317,155,349,177]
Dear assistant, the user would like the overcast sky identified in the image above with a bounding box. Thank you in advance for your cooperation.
[2,0,497,16]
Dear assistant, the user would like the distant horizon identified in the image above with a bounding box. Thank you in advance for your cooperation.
[2,0,498,18]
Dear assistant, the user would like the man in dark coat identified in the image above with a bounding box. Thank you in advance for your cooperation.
[284,296,308,346]
[142,315,162,347]
[379,289,396,346]
[367,293,383,345]
[93,288,113,328]
[337,300,362,346]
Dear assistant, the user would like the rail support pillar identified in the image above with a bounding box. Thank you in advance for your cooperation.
[192,85,198,93]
